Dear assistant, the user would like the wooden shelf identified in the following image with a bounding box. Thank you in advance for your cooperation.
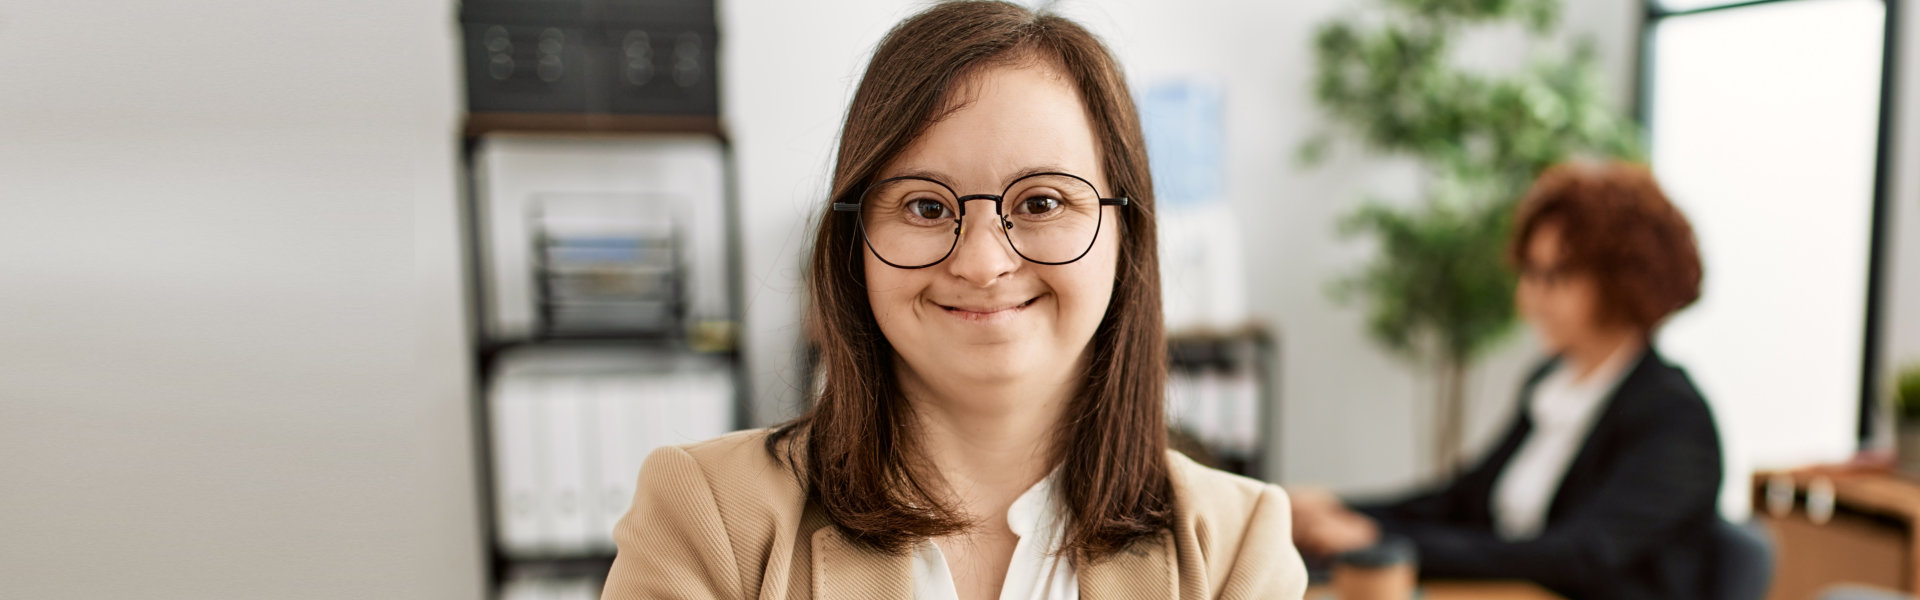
[492,552,617,580]
[1755,467,1920,523]
[1167,322,1275,346]
[465,112,725,138]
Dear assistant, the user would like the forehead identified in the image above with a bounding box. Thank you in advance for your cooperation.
[1524,220,1566,263]
[879,60,1105,191]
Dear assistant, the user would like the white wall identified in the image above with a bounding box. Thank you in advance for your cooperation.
[0,1,482,598]
[718,0,916,423]
[720,0,1643,493]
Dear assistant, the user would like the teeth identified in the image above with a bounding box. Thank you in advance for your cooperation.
[940,296,1038,313]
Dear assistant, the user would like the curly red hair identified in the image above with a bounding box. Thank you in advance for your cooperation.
[1508,161,1704,334]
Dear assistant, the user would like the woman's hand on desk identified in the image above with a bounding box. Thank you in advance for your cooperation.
[1290,487,1381,557]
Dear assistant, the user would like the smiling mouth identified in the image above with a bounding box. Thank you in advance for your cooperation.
[937,296,1041,322]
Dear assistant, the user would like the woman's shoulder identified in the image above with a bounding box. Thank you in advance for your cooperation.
[1617,350,1717,425]
[638,428,810,526]
[608,429,812,598]
[647,427,804,492]
[1164,449,1287,528]
[1162,450,1308,594]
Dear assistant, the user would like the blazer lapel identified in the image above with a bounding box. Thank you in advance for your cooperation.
[1546,345,1660,522]
[811,525,914,599]
[1079,531,1178,599]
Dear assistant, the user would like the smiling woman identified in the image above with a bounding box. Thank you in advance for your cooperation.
[599,2,1307,599]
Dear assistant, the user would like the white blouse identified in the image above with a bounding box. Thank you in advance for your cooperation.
[1490,345,1642,541]
[912,469,1078,600]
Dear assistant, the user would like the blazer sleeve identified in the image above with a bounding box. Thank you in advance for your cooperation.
[1218,485,1311,600]
[1348,409,1527,525]
[601,445,741,600]
[1348,360,1554,524]
[1387,380,1722,594]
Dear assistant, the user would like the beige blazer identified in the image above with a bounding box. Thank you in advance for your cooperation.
[601,429,1307,600]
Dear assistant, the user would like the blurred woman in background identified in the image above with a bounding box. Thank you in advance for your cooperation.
[1291,160,1724,599]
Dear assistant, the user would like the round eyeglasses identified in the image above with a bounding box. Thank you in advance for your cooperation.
[832,171,1130,269]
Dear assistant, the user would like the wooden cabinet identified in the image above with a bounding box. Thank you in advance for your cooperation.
[1753,469,1920,600]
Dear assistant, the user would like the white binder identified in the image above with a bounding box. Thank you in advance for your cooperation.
[498,576,553,600]
[680,368,735,447]
[542,375,595,555]
[552,577,601,600]
[591,373,645,551]
[492,346,739,555]
[490,375,546,555]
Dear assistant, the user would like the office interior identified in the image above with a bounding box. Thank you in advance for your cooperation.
[0,0,1916,598]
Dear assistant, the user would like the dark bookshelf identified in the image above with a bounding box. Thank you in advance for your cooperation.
[457,115,746,598]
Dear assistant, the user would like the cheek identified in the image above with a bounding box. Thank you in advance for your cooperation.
[863,253,922,330]
[1532,283,1603,342]
[1563,283,1603,332]
[1549,290,1582,328]
[1050,226,1120,328]
[1523,286,1572,335]
[1052,262,1115,318]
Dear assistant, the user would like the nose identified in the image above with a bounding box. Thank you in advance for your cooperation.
[945,196,1020,287]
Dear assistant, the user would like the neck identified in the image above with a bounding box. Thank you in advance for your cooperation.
[1563,327,1645,383]
[895,357,1078,520]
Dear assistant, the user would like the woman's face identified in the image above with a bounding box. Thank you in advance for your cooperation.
[1515,221,1604,354]
[864,60,1120,392]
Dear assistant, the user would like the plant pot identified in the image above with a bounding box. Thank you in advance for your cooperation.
[1900,420,1920,476]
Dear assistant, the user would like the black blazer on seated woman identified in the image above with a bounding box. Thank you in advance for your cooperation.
[1351,346,1724,600]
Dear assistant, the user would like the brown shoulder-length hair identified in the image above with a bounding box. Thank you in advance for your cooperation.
[765,0,1172,563]
[1508,160,1704,334]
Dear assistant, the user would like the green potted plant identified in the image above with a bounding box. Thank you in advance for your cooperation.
[1300,0,1642,475]
[1896,364,1920,474]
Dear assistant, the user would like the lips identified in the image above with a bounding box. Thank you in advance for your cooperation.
[936,295,1041,322]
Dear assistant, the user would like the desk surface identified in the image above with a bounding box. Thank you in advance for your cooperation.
[1305,580,1562,600]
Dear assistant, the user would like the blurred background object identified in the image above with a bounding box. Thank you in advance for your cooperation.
[1898,364,1920,473]
[457,1,741,595]
[1750,465,1920,600]
[1820,584,1920,600]
[1299,0,1644,475]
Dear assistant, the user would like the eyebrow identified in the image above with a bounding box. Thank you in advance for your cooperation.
[881,165,1078,191]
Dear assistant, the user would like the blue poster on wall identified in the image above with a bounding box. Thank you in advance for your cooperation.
[1139,80,1246,333]
[1139,81,1224,208]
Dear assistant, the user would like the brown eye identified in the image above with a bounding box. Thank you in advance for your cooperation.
[906,198,952,221]
[1018,195,1060,215]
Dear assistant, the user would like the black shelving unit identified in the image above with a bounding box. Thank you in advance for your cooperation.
[457,113,748,599]
[1166,324,1283,481]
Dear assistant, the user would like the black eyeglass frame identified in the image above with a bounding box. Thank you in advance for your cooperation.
[831,171,1130,269]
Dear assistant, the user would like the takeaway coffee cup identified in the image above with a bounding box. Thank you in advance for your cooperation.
[1331,536,1417,600]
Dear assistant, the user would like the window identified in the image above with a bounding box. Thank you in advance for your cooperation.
[1639,0,1897,513]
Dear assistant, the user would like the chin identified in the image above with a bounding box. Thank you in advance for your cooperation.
[948,347,1044,382]
[1526,328,1567,356]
